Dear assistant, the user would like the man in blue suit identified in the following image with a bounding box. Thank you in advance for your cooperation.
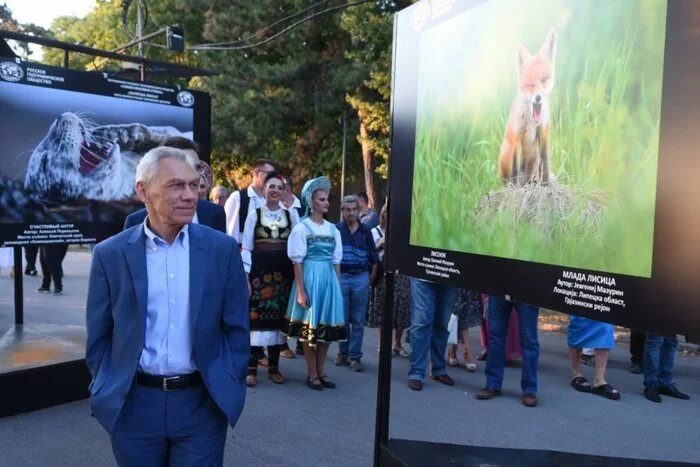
[123,137,226,233]
[86,146,249,466]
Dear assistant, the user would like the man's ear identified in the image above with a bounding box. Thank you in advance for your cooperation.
[136,181,149,205]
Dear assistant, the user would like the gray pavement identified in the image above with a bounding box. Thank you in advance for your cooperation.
[0,251,699,466]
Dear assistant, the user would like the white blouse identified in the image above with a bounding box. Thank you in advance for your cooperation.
[241,206,300,273]
[371,226,385,261]
[287,219,343,265]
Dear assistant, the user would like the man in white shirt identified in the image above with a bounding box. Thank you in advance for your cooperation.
[223,159,276,242]
[281,175,303,217]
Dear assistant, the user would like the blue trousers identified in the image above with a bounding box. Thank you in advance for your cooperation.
[110,383,228,467]
[485,296,540,394]
[339,272,370,360]
[408,279,458,381]
[643,334,678,388]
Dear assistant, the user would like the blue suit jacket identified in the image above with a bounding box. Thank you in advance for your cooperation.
[123,199,226,233]
[85,223,250,432]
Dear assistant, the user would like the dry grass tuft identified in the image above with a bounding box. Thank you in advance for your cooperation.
[475,182,606,235]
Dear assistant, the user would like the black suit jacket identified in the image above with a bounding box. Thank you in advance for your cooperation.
[123,199,226,233]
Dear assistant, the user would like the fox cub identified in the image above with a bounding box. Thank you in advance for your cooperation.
[497,28,557,186]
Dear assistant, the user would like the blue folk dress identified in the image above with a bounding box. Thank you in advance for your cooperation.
[285,219,347,346]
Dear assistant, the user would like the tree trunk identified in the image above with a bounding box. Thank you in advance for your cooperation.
[359,113,379,209]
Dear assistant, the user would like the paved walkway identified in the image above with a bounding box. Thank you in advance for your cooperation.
[0,251,699,466]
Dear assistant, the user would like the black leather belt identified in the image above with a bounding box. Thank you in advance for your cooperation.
[136,372,203,391]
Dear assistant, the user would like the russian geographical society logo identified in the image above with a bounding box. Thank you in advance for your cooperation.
[177,91,195,107]
[0,61,24,82]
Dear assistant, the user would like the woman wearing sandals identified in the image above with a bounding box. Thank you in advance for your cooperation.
[242,172,300,387]
[366,203,411,358]
[447,289,482,372]
[286,176,347,390]
[568,316,620,400]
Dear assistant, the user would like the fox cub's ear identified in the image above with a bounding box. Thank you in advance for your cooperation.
[539,27,557,61]
[517,45,532,76]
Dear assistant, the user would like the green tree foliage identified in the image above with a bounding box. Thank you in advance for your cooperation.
[0,2,50,58]
[341,1,414,207]
[194,1,366,190]
[41,0,204,79]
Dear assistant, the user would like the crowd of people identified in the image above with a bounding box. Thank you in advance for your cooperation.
[77,139,693,465]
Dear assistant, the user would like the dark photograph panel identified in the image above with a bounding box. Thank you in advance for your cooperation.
[0,58,208,246]
[387,0,700,339]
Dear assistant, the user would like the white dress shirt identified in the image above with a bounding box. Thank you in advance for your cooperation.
[224,186,266,242]
[139,220,196,376]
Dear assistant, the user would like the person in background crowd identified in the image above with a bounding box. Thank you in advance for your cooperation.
[478,293,522,363]
[643,333,690,402]
[629,330,646,374]
[278,174,304,359]
[280,175,304,218]
[123,137,226,233]
[24,245,38,276]
[335,195,379,372]
[224,159,276,242]
[197,173,209,200]
[210,186,229,207]
[241,172,299,386]
[568,316,620,401]
[37,244,68,295]
[356,192,379,229]
[85,146,249,465]
[407,278,459,391]
[367,203,411,358]
[196,160,214,200]
[448,289,482,372]
[286,176,346,390]
[0,247,14,278]
[223,158,276,368]
[477,296,540,407]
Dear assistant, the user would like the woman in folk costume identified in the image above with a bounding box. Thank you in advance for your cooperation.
[242,172,300,386]
[286,176,347,390]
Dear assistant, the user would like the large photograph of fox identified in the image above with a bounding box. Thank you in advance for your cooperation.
[498,28,556,186]
[409,0,667,278]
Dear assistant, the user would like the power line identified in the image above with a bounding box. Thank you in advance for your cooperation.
[188,0,374,52]
[194,0,333,49]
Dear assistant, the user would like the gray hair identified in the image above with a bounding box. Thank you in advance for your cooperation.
[135,146,197,185]
[341,195,359,209]
[210,185,228,196]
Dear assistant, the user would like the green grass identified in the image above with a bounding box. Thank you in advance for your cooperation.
[409,0,666,278]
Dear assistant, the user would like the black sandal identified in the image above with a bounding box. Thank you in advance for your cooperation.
[318,375,336,389]
[571,376,592,393]
[592,383,620,400]
[306,376,324,391]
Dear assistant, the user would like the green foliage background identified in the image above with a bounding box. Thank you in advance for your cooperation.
[410,0,667,278]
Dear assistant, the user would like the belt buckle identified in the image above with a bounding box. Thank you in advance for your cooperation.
[162,376,181,391]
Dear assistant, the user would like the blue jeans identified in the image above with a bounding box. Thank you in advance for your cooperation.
[643,334,677,388]
[485,296,540,394]
[339,272,370,360]
[408,279,458,381]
